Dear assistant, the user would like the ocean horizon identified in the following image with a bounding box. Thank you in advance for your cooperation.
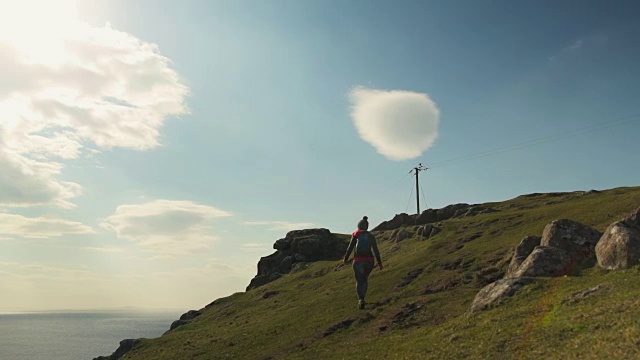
[0,309,183,360]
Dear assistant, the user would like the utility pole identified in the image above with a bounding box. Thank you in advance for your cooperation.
[411,163,429,214]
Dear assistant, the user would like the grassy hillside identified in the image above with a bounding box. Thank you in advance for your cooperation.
[121,186,640,359]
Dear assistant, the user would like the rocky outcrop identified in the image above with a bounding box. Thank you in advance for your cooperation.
[166,310,202,333]
[246,228,348,290]
[373,204,498,231]
[417,224,441,240]
[473,219,603,313]
[468,278,534,314]
[505,236,541,277]
[596,207,640,270]
[93,339,141,360]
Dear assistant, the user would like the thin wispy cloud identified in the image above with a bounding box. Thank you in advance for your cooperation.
[0,213,94,238]
[349,86,440,161]
[82,247,126,253]
[548,34,607,61]
[244,221,315,232]
[240,242,271,252]
[101,200,232,255]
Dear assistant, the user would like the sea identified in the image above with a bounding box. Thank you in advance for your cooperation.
[0,310,182,360]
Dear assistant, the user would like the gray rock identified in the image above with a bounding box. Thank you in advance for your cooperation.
[93,339,141,360]
[505,236,541,278]
[294,253,308,262]
[166,310,203,332]
[293,235,322,257]
[416,209,438,224]
[181,309,201,320]
[372,213,415,231]
[417,224,434,239]
[257,251,288,277]
[394,229,411,243]
[541,219,602,254]
[269,272,282,281]
[246,274,271,290]
[512,246,569,277]
[372,204,475,231]
[273,237,292,250]
[540,219,602,270]
[438,203,471,221]
[246,228,349,290]
[468,278,534,314]
[280,256,294,273]
[596,208,640,270]
[169,319,190,331]
[627,207,640,225]
[290,262,309,273]
[429,227,441,237]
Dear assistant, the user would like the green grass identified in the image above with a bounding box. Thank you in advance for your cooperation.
[123,186,640,360]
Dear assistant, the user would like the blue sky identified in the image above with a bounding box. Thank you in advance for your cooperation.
[1,0,639,311]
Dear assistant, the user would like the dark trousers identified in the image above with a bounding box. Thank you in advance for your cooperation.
[353,261,375,300]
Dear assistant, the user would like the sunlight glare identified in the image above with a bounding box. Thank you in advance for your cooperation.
[0,0,79,65]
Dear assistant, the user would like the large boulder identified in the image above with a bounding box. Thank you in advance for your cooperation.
[505,236,541,278]
[394,228,411,243]
[541,219,602,253]
[246,228,348,290]
[512,246,569,277]
[468,278,534,314]
[596,208,640,270]
[540,219,602,270]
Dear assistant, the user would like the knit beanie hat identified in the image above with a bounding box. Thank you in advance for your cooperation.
[357,216,369,230]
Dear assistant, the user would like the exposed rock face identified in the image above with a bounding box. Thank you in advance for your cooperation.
[246,228,348,290]
[167,310,202,333]
[373,204,497,231]
[596,208,640,270]
[376,213,416,231]
[93,339,141,360]
[512,246,569,277]
[468,278,534,314]
[505,236,541,278]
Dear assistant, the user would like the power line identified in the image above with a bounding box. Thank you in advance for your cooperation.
[405,185,414,213]
[372,170,413,215]
[430,113,640,168]
[420,178,428,210]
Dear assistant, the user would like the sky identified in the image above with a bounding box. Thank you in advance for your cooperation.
[1,0,640,311]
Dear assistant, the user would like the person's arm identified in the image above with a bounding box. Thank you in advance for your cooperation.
[343,236,357,263]
[370,234,383,269]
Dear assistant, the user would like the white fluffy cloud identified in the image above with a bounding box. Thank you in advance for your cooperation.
[0,213,94,238]
[101,200,232,255]
[349,86,440,161]
[244,221,315,232]
[0,5,189,208]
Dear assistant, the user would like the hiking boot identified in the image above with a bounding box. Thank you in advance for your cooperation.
[358,300,366,310]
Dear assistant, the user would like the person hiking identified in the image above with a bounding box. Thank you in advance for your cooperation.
[342,216,383,309]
